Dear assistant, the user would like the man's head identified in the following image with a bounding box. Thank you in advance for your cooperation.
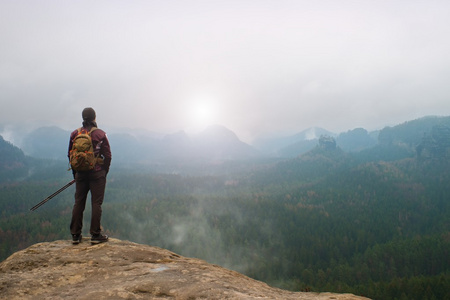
[82,107,96,122]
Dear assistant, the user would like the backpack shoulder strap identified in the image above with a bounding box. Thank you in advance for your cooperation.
[88,127,97,135]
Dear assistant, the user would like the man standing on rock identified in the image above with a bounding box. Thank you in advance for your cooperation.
[68,107,112,245]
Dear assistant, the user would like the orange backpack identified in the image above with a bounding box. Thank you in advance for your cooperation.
[69,127,98,171]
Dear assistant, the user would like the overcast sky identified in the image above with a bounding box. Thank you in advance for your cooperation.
[1,0,450,142]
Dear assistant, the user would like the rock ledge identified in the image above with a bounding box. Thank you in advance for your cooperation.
[0,238,370,299]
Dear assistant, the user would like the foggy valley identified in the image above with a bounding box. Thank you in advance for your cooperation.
[1,115,449,299]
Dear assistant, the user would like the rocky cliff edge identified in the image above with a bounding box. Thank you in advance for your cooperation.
[0,238,370,299]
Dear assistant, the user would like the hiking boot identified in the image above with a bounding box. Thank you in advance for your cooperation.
[72,234,82,245]
[91,234,108,244]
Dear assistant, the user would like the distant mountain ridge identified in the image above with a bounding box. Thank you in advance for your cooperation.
[22,126,70,160]
[109,124,261,163]
[4,124,260,163]
[253,127,335,155]
[1,115,450,165]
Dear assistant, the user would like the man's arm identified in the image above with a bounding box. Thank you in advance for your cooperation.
[101,134,112,175]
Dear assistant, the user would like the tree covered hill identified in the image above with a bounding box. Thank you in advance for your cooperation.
[378,115,450,148]
[0,135,28,182]
[257,115,450,158]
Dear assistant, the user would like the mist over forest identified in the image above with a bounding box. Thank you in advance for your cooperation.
[1,115,450,300]
[2,2,450,298]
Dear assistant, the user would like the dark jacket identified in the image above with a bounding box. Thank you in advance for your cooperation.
[68,124,112,175]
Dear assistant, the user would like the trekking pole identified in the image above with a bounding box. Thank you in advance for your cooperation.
[30,179,76,211]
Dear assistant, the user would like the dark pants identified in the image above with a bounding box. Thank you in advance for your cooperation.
[70,170,106,236]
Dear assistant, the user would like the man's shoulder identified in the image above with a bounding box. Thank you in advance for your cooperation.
[90,128,107,138]
[92,127,106,133]
[70,128,80,137]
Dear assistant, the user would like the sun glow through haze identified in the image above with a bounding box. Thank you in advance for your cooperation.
[186,96,219,133]
[1,1,450,141]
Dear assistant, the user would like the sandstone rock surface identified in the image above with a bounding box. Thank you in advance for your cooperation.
[0,238,370,299]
